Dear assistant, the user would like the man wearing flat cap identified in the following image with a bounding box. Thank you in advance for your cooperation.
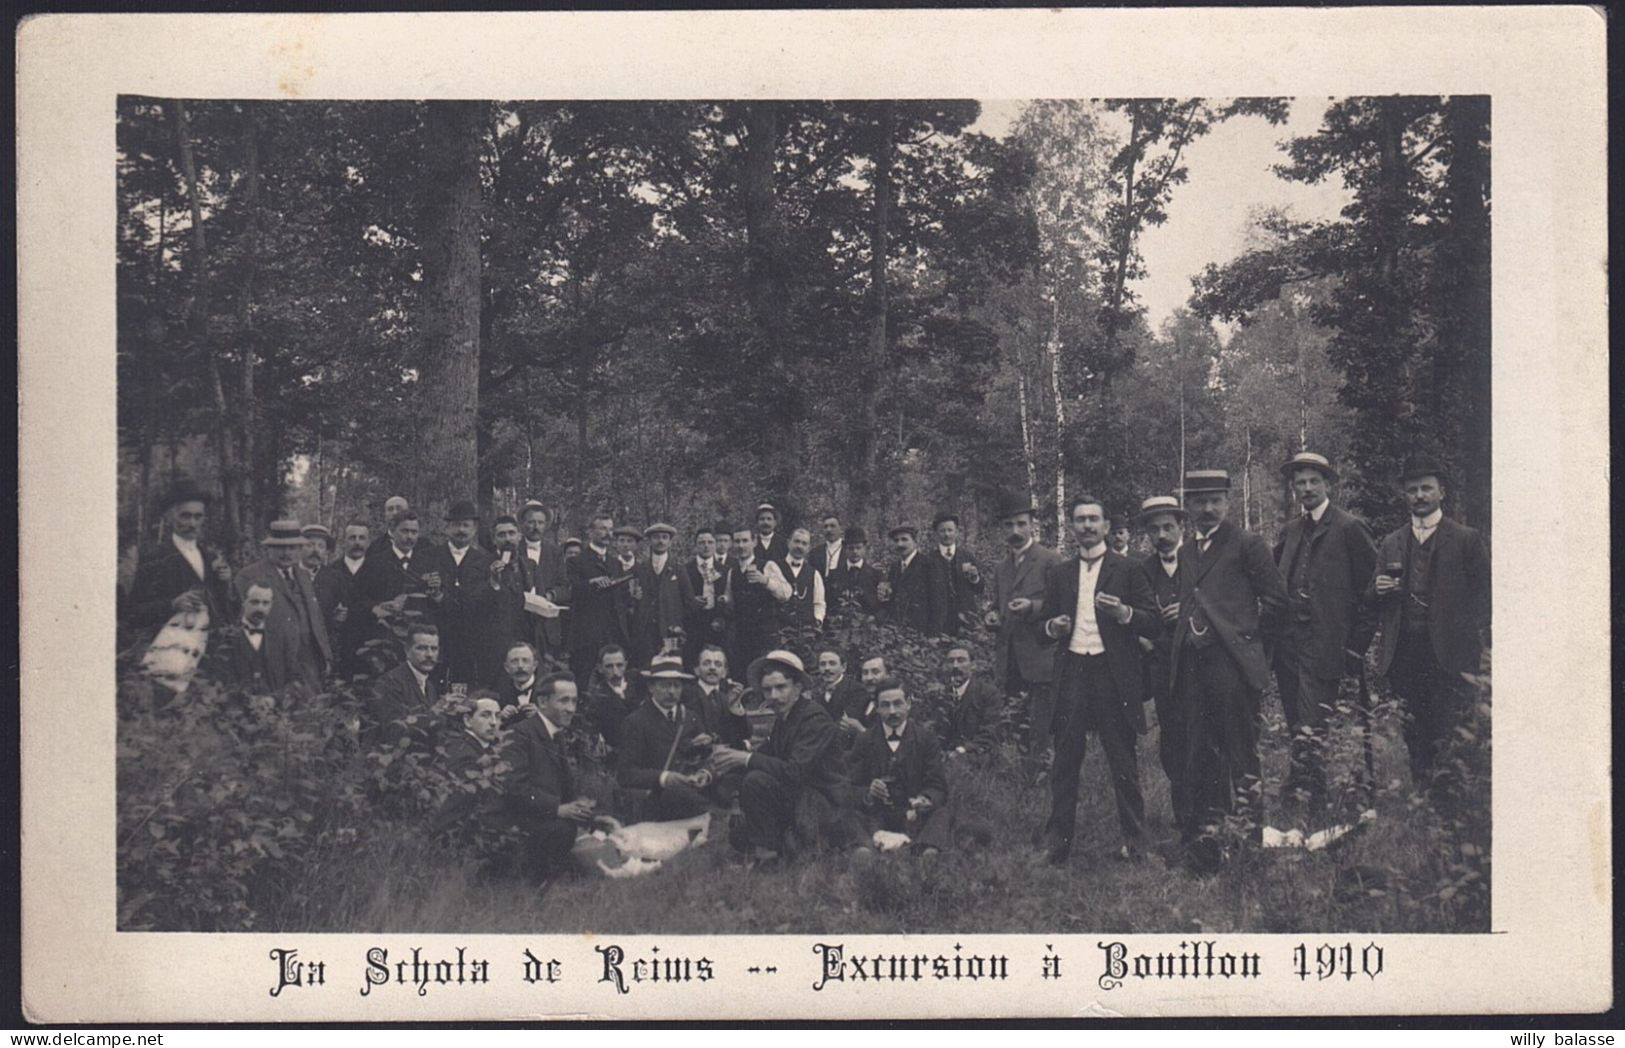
[615,654,714,822]
[416,500,497,689]
[1271,452,1379,810]
[1168,470,1288,874]
[987,493,1064,776]
[233,520,333,694]
[824,526,883,617]
[933,512,984,636]
[633,523,691,666]
[712,651,854,863]
[881,524,949,634]
[1134,495,1192,828]
[124,480,236,631]
[1369,455,1490,804]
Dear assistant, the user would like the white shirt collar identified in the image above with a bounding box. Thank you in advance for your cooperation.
[344,554,365,573]
[391,543,412,559]
[939,545,955,558]
[1305,500,1330,522]
[901,550,917,568]
[1012,537,1035,557]
[515,676,536,695]
[1412,509,1443,529]
[1078,542,1107,563]
[409,664,431,691]
[538,714,562,739]
[886,720,908,739]
[172,533,199,551]
[589,541,608,556]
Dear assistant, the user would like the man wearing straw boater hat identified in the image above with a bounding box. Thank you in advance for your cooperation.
[233,519,333,693]
[1271,452,1379,811]
[711,650,853,864]
[615,654,713,822]
[1167,470,1287,874]
[1134,494,1191,829]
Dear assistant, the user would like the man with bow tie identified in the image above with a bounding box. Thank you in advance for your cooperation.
[496,641,542,724]
[222,581,277,692]
[233,519,333,694]
[851,680,951,856]
[1134,495,1191,829]
[1035,494,1160,865]
[986,494,1064,778]
[633,523,691,665]
[824,527,883,617]
[682,526,729,664]
[355,510,435,665]
[124,480,235,632]
[932,512,984,636]
[316,519,371,680]
[502,672,597,882]
[1168,470,1288,874]
[764,527,826,631]
[566,513,630,682]
[616,654,715,821]
[1369,455,1490,805]
[1271,452,1379,810]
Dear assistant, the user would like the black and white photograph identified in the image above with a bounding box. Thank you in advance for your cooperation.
[18,9,1609,1022]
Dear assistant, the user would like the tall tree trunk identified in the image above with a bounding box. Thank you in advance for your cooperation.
[172,99,244,552]
[739,102,799,492]
[235,108,264,533]
[1017,359,1038,509]
[849,102,894,530]
[416,101,486,526]
[1046,290,1067,543]
[1440,95,1491,532]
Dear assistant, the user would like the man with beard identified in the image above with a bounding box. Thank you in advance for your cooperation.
[726,524,777,671]
[316,520,371,679]
[943,645,1005,757]
[496,641,542,725]
[616,654,714,821]
[712,651,853,864]
[851,680,951,856]
[809,512,845,578]
[634,523,690,664]
[764,527,826,631]
[1036,495,1160,865]
[417,500,496,689]
[233,520,333,694]
[1271,452,1379,811]
[932,512,984,636]
[585,644,639,752]
[125,480,235,631]
[1168,470,1288,874]
[567,513,627,682]
[1370,455,1490,805]
[987,495,1064,780]
[221,581,277,692]
[1134,495,1191,830]
[751,503,789,567]
[880,525,948,634]
[355,510,434,659]
[682,526,729,664]
[502,672,598,882]
[365,624,443,750]
[824,527,882,617]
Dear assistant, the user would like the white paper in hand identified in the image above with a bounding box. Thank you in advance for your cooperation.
[523,592,567,618]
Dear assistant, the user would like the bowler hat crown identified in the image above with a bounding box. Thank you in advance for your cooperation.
[444,499,480,522]
[159,479,212,512]
[843,526,868,544]
[1400,455,1449,484]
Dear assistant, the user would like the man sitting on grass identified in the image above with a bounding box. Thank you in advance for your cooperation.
[943,644,1006,758]
[851,679,950,857]
[615,654,715,822]
[503,672,599,882]
[711,650,853,865]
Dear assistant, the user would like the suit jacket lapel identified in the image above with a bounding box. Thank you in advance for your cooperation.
[1279,519,1305,578]
[1190,523,1230,586]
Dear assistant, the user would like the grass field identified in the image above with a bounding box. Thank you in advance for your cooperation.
[258,687,1490,936]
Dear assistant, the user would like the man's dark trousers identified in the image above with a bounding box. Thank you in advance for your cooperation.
[1178,642,1263,863]
[1046,652,1146,848]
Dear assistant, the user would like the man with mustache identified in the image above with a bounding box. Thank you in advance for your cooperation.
[417,500,497,689]
[824,527,882,617]
[315,519,371,679]
[1369,455,1490,806]
[566,512,627,682]
[1134,495,1192,829]
[763,527,826,630]
[943,645,1005,758]
[932,512,984,636]
[1167,470,1288,875]
[124,480,235,631]
[851,679,951,857]
[233,519,333,694]
[986,493,1064,780]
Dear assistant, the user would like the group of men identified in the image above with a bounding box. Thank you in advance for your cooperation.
[123,448,1488,878]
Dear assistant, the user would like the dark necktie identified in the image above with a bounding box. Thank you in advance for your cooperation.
[242,626,263,636]
[280,567,295,585]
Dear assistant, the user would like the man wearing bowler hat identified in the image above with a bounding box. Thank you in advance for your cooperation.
[881,524,949,634]
[1271,452,1379,810]
[233,519,333,693]
[1134,494,1191,828]
[1369,455,1490,804]
[416,500,497,689]
[124,480,236,631]
[987,492,1065,779]
[824,526,883,616]
[1167,470,1288,873]
[712,650,853,863]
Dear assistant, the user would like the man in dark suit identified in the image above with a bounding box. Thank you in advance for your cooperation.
[431,692,505,839]
[584,644,639,752]
[566,513,629,682]
[1134,495,1190,829]
[811,649,868,728]
[1271,452,1379,809]
[712,651,854,862]
[751,503,789,567]
[316,520,371,680]
[354,510,434,666]
[880,525,948,634]
[219,581,277,692]
[233,520,333,694]
[1036,494,1161,864]
[616,655,713,822]
[415,500,497,690]
[1168,470,1289,874]
[364,624,443,750]
[808,512,845,579]
[502,672,597,881]
[932,512,984,636]
[986,495,1064,776]
[824,527,883,617]
[495,641,541,724]
[725,524,777,671]
[851,680,951,855]
[1370,455,1490,802]
[513,503,570,664]
[943,645,1006,757]
[633,523,691,665]
[682,526,729,664]
[123,480,235,632]
[684,644,750,750]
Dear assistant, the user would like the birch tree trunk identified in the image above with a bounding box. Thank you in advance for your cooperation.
[1046,290,1067,543]
[1017,360,1038,509]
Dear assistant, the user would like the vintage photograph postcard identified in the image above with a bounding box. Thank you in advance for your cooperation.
[17,7,1610,1022]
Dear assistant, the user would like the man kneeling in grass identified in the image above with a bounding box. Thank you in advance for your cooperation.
[851,678,950,857]
[502,672,599,882]
[711,650,854,864]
